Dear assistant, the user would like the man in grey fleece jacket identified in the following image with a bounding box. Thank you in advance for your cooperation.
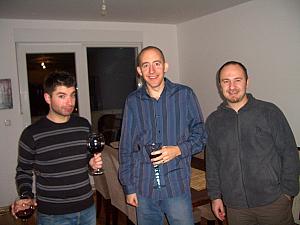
[206,61,299,225]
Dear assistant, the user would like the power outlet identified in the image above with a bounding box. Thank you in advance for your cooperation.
[4,119,11,126]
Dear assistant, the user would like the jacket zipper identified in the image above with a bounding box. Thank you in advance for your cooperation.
[236,111,250,207]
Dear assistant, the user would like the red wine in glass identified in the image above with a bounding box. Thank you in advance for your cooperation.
[15,207,35,220]
[87,132,105,175]
[146,143,162,160]
[14,195,35,224]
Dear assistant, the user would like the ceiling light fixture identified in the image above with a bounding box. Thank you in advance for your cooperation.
[40,62,46,69]
[100,0,107,16]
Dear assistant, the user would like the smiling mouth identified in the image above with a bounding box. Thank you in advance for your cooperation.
[228,90,239,95]
[148,75,158,79]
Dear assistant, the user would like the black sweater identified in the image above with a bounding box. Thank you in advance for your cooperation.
[16,115,94,214]
[206,94,299,208]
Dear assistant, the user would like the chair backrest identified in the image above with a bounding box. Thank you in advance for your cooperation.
[103,145,137,224]
[98,114,122,145]
[98,114,116,130]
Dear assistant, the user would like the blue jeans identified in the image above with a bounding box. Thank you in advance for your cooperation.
[137,193,194,225]
[37,204,96,225]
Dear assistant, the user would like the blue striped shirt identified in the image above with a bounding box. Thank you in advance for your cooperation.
[119,78,207,199]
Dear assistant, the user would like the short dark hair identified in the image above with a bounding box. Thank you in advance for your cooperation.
[43,71,76,95]
[137,46,165,66]
[217,61,248,84]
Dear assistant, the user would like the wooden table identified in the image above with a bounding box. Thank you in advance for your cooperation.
[190,155,210,208]
[191,155,205,171]
[190,167,206,191]
[191,188,210,208]
[106,146,211,210]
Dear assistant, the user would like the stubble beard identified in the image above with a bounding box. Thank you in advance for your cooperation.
[51,106,74,117]
[225,90,246,104]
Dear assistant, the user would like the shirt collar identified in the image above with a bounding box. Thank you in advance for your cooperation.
[140,78,173,100]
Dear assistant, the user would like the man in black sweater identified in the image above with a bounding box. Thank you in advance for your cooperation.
[11,71,102,225]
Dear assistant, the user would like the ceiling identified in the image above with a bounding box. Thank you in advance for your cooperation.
[0,0,253,24]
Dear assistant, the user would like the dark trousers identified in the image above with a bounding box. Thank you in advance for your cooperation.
[227,194,295,225]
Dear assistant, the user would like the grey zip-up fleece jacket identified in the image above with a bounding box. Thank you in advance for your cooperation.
[206,94,299,208]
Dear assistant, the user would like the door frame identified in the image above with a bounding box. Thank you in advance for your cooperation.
[16,42,91,128]
[16,42,142,128]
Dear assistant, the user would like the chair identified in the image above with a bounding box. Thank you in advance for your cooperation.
[103,145,137,224]
[192,150,206,171]
[194,203,227,225]
[190,156,227,225]
[98,114,122,145]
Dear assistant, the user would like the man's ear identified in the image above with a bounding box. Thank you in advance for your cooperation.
[246,77,250,89]
[137,66,143,76]
[164,63,169,73]
[44,93,51,105]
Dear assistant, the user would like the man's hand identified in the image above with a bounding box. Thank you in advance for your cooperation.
[89,153,103,170]
[211,198,226,221]
[11,198,37,219]
[151,146,181,165]
[126,193,138,207]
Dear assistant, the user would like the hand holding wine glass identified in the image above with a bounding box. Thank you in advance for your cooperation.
[89,152,103,171]
[148,145,181,165]
[87,132,105,175]
[11,194,36,223]
[145,143,163,189]
[146,143,162,164]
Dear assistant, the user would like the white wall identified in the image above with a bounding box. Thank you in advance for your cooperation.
[2,0,299,207]
[0,19,179,206]
[178,0,300,145]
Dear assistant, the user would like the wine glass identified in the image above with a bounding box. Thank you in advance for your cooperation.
[145,143,162,189]
[87,132,105,175]
[146,143,162,160]
[13,194,35,224]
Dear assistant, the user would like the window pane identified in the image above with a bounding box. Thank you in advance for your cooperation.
[26,53,78,123]
[87,47,137,135]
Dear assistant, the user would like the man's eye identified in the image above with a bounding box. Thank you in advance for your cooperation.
[142,64,149,69]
